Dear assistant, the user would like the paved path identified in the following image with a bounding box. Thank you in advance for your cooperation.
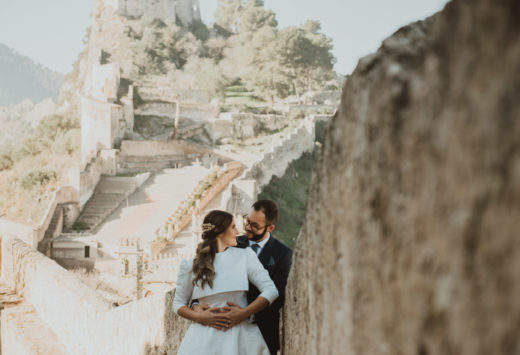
[89,166,211,249]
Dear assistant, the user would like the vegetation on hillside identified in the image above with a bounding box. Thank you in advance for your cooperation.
[107,0,337,102]
[0,43,63,106]
[258,120,329,248]
[0,114,79,222]
[258,151,316,249]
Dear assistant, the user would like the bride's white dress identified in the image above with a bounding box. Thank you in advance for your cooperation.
[173,247,278,355]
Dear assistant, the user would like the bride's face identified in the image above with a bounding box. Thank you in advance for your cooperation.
[218,218,239,247]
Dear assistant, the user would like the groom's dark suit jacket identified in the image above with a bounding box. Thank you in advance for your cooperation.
[236,235,292,355]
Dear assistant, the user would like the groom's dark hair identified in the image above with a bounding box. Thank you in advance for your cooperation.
[252,200,278,225]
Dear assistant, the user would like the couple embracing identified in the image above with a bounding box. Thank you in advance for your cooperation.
[173,200,292,355]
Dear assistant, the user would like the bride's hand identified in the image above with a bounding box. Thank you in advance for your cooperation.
[221,302,248,331]
[196,307,231,330]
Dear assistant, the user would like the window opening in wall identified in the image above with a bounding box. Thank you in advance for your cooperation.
[85,245,90,258]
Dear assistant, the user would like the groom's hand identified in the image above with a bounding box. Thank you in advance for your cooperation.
[192,303,210,312]
[221,302,248,331]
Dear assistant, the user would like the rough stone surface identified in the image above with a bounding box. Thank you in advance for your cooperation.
[1,236,190,355]
[283,0,520,354]
[1,302,66,355]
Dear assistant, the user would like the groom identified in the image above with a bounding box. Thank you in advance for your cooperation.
[193,200,292,354]
[231,199,293,355]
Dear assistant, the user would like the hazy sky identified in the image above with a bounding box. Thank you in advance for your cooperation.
[0,0,449,75]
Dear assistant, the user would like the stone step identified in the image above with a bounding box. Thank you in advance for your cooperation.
[43,205,62,240]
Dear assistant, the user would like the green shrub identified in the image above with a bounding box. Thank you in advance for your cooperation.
[72,220,89,231]
[52,129,80,156]
[0,153,13,171]
[20,169,58,190]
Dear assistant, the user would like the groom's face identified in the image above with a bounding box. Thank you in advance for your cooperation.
[244,209,271,241]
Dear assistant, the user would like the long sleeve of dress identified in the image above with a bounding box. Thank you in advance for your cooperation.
[173,259,194,314]
[246,248,279,304]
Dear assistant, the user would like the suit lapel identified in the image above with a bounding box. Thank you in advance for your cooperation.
[258,235,276,266]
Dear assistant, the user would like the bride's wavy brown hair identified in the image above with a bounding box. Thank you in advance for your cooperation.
[192,210,233,289]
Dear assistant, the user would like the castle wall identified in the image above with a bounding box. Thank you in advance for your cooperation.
[84,63,120,103]
[223,118,316,214]
[207,113,289,142]
[116,0,176,22]
[283,0,520,353]
[120,140,190,156]
[1,236,191,354]
[175,0,200,26]
[136,86,209,103]
[81,98,115,169]
[1,237,113,353]
[134,102,217,122]
[80,149,118,208]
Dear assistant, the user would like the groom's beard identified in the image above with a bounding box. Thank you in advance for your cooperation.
[246,228,268,242]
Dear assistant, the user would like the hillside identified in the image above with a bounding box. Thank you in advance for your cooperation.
[0,43,63,106]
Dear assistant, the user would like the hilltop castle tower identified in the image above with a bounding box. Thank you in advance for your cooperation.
[105,0,201,26]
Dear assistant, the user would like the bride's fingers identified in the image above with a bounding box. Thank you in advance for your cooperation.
[214,320,229,328]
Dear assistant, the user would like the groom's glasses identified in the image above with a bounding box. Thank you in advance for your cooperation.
[242,215,270,233]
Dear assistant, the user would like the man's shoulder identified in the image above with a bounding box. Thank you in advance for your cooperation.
[269,235,292,257]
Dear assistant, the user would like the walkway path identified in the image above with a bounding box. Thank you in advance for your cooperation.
[89,166,211,250]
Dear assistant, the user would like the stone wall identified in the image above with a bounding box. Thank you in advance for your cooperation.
[134,102,217,122]
[175,0,201,26]
[84,63,120,103]
[136,87,209,104]
[224,118,316,214]
[112,0,200,26]
[80,149,118,208]
[114,0,176,22]
[0,186,79,248]
[1,236,190,354]
[283,0,520,354]
[207,113,289,142]
[81,98,123,169]
[119,140,219,158]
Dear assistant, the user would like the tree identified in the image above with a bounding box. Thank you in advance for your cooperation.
[241,26,290,101]
[184,56,228,98]
[238,0,277,41]
[277,22,335,101]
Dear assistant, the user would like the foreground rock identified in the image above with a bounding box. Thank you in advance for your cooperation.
[283,0,520,354]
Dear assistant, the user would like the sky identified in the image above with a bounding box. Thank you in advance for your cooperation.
[0,0,449,76]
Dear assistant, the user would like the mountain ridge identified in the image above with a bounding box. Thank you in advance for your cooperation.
[0,43,63,106]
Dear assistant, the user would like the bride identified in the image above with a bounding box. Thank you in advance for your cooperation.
[173,210,278,355]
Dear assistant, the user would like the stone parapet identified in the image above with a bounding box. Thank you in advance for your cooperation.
[283,0,520,353]
[136,86,209,104]
[1,236,190,354]
[222,118,316,215]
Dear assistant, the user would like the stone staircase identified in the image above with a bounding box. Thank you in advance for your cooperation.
[75,177,137,232]
[37,205,62,256]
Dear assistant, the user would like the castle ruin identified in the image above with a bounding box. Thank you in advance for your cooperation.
[104,0,201,26]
